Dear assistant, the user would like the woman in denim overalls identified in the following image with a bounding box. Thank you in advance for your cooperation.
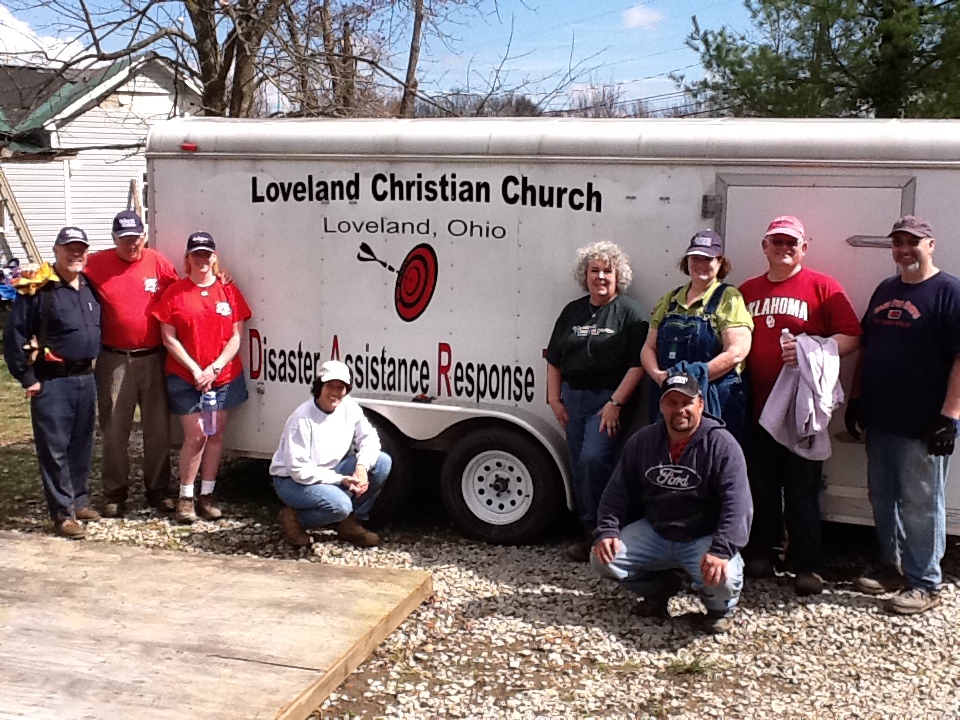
[640,230,754,440]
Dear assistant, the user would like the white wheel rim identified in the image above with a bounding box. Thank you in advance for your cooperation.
[460,450,534,526]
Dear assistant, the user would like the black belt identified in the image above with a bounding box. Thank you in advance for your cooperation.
[103,345,162,358]
[35,360,94,379]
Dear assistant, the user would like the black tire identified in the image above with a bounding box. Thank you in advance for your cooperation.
[440,427,563,545]
[366,416,414,528]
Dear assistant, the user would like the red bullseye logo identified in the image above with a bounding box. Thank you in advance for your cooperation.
[357,242,439,322]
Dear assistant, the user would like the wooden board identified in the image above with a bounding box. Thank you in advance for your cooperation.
[0,531,432,720]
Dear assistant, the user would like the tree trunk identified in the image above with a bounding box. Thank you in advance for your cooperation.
[398,0,424,118]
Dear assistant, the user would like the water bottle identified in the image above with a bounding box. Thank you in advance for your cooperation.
[201,390,218,436]
[779,327,795,349]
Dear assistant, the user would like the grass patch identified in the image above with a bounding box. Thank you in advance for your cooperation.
[0,341,34,446]
[666,654,724,678]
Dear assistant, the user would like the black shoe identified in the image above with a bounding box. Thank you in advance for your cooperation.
[745,556,775,579]
[564,537,592,563]
[795,572,824,596]
[635,570,684,618]
[102,501,127,518]
[146,491,175,513]
[704,610,736,634]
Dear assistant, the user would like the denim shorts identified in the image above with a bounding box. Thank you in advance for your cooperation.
[166,374,249,416]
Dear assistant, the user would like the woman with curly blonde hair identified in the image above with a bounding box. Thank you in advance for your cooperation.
[546,241,648,561]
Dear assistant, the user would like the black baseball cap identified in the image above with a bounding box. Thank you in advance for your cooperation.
[186,231,216,253]
[112,210,144,237]
[889,215,934,239]
[54,226,89,246]
[660,372,702,400]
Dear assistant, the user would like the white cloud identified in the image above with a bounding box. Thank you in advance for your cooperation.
[0,4,81,65]
[622,6,664,30]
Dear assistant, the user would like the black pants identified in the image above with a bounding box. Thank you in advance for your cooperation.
[744,424,824,573]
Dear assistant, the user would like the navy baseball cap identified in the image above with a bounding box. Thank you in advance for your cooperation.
[684,229,724,258]
[186,231,216,253]
[54,226,89,246]
[112,210,144,237]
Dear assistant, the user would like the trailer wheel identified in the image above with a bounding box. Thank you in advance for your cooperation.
[440,428,562,545]
[366,418,414,528]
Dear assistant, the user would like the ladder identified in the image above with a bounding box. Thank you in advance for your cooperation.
[0,167,42,264]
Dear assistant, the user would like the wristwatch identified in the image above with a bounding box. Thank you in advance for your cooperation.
[609,398,622,407]
[212,365,222,377]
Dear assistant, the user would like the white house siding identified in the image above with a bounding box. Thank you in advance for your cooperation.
[1,161,67,261]
[2,61,200,261]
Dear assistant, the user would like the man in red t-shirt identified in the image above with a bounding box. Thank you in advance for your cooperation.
[738,215,862,596]
[85,210,179,516]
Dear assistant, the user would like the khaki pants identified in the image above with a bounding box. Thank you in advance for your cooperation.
[95,350,171,500]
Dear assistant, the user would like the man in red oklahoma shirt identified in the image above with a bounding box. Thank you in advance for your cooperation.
[85,210,178,516]
[739,215,861,596]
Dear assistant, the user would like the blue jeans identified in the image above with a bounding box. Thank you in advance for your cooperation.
[272,452,392,529]
[562,383,621,530]
[591,518,744,615]
[866,430,948,593]
[32,374,97,521]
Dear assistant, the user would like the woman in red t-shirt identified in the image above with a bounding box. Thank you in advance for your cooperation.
[153,232,252,524]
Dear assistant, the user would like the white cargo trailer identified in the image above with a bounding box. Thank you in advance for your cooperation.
[146,117,960,544]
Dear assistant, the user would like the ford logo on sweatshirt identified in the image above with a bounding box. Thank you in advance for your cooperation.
[646,464,702,490]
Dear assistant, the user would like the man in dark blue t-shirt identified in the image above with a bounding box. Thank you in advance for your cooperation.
[846,215,960,615]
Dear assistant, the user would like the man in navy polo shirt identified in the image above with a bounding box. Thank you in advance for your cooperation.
[3,227,102,538]
[591,372,753,634]
[846,215,960,615]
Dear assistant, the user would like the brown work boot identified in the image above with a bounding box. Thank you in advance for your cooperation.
[336,515,380,548]
[75,507,101,521]
[196,494,223,521]
[884,587,941,615]
[279,507,312,547]
[54,519,86,539]
[175,498,197,524]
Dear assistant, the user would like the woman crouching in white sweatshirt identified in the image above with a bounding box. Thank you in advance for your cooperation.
[270,360,392,548]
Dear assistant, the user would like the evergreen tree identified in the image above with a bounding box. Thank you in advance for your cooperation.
[681,0,960,117]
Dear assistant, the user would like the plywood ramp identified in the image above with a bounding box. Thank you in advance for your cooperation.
[0,531,432,719]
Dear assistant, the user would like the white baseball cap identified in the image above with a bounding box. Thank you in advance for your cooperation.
[318,360,351,386]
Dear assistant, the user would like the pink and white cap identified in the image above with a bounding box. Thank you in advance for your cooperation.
[764,215,805,242]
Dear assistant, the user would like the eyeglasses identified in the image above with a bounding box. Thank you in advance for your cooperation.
[891,237,926,248]
[767,237,802,249]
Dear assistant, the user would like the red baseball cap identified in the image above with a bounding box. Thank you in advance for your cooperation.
[764,216,805,242]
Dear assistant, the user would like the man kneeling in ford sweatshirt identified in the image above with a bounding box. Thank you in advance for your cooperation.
[591,372,753,634]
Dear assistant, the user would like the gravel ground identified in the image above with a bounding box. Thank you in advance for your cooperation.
[3,434,960,719]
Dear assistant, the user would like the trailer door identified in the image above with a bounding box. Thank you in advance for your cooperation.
[716,173,960,533]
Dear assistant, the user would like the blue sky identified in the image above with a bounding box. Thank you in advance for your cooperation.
[418,0,753,109]
[0,0,753,111]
